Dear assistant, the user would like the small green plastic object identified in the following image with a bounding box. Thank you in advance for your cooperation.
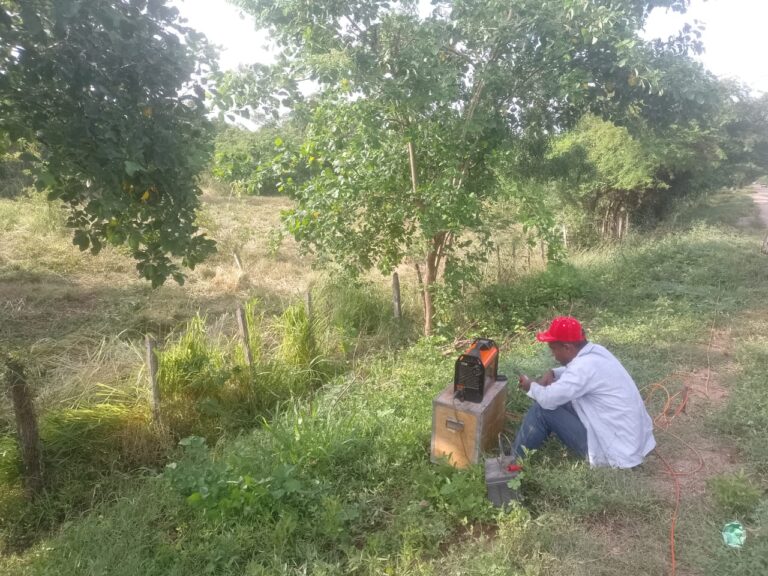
[721,521,746,549]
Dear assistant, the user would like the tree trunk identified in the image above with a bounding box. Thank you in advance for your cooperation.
[414,262,431,335]
[423,260,436,336]
[601,205,610,238]
[415,232,449,336]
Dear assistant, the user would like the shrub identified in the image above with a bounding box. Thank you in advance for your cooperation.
[468,262,592,335]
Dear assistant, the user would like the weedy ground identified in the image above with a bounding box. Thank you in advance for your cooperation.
[1,185,767,575]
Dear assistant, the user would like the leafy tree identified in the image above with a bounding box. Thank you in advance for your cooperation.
[0,0,216,285]
[719,90,768,187]
[228,0,695,334]
[211,119,309,196]
[549,114,658,240]
[520,50,759,243]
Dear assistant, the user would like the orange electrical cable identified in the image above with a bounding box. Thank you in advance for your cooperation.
[648,379,704,576]
[657,449,681,576]
[644,307,719,576]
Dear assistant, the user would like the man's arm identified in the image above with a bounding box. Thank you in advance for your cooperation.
[520,369,589,410]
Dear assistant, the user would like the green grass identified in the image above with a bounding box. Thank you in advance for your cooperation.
[669,187,761,230]
[716,330,768,472]
[3,188,768,575]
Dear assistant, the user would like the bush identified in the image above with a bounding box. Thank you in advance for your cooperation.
[468,262,592,335]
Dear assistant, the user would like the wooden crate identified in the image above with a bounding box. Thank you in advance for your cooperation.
[430,379,508,468]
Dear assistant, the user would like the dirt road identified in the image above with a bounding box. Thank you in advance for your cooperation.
[751,183,768,227]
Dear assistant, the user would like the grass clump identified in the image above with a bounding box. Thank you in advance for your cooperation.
[39,404,167,472]
[0,403,168,553]
[157,304,338,440]
[716,335,768,472]
[276,303,319,369]
[708,471,763,519]
[469,262,592,336]
[0,436,20,485]
[158,315,227,399]
[315,275,395,337]
[313,274,418,356]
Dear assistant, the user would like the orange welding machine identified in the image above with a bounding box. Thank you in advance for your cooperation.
[453,338,499,403]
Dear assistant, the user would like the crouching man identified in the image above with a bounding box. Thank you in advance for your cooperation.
[513,316,655,468]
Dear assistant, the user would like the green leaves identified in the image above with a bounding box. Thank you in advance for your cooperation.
[0,0,217,287]
[224,0,706,329]
[123,161,145,177]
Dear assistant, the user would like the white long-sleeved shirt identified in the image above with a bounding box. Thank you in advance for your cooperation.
[527,342,655,468]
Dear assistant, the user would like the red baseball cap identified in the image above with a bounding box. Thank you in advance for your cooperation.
[536,316,585,343]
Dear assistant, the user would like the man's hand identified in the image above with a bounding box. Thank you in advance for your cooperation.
[518,374,533,393]
[539,369,557,387]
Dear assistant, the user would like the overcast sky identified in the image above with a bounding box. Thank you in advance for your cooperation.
[172,0,768,94]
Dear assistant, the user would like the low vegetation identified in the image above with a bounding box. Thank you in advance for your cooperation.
[0,186,766,575]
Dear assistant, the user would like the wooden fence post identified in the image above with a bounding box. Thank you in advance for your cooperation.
[512,243,517,274]
[4,356,42,496]
[496,245,501,283]
[145,336,162,428]
[392,272,402,319]
[236,305,253,367]
[233,251,243,273]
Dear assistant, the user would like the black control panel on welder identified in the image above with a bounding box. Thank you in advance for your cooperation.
[453,338,499,403]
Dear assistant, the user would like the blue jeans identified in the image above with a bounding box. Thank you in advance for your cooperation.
[511,401,588,460]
